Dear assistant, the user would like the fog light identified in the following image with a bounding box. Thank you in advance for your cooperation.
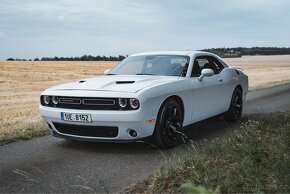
[118,98,127,108]
[43,95,50,105]
[129,98,140,109]
[52,96,59,105]
[129,129,137,137]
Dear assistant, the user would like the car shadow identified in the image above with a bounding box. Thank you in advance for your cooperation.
[57,114,248,156]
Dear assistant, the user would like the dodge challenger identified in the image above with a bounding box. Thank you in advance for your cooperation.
[39,51,248,148]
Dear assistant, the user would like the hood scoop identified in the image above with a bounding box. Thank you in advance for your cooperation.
[116,81,135,84]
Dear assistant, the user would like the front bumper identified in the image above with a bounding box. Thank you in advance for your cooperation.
[39,105,157,141]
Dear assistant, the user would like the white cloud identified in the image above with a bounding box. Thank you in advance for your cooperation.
[0,0,165,25]
[0,0,289,58]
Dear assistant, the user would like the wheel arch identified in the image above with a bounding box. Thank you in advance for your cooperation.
[226,84,243,111]
[225,84,244,121]
[159,95,185,122]
[151,95,185,148]
[233,84,244,100]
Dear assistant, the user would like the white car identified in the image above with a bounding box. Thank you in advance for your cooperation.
[39,51,248,148]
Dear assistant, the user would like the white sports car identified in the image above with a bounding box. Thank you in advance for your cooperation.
[40,51,248,148]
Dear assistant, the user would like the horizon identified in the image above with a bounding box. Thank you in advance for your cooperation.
[0,0,290,59]
[0,47,290,61]
[4,47,290,60]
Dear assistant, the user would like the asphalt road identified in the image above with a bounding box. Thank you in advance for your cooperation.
[1,83,290,193]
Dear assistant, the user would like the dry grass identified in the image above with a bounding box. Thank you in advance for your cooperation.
[0,61,117,143]
[225,55,290,90]
[0,55,290,144]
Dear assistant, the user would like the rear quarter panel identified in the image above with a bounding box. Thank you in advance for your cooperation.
[223,67,249,108]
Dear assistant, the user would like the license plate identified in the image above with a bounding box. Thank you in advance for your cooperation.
[60,112,92,123]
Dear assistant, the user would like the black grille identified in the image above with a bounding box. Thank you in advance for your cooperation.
[53,122,118,138]
[59,98,81,105]
[82,99,115,106]
[41,96,138,110]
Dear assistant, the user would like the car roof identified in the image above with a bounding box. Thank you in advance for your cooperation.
[130,51,210,57]
[130,50,230,67]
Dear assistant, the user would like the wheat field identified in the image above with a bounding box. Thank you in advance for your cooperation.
[0,55,290,141]
[0,61,117,139]
[225,55,290,89]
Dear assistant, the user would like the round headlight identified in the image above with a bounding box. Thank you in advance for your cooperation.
[52,96,59,105]
[129,98,140,109]
[43,95,50,105]
[118,98,127,108]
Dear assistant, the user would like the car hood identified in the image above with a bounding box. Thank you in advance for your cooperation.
[49,75,181,93]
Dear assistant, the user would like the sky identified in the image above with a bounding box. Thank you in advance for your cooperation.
[0,0,289,59]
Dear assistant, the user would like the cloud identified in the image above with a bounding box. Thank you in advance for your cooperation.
[0,0,165,25]
[0,0,289,58]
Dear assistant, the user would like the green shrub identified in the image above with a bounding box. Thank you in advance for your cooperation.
[134,111,290,193]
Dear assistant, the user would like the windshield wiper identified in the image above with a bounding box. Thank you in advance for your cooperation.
[106,73,117,75]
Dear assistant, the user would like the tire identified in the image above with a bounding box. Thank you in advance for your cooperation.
[152,99,183,149]
[225,87,243,122]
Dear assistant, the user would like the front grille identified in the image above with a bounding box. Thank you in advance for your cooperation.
[53,122,118,138]
[59,98,81,105]
[82,99,115,106]
[40,96,138,110]
[57,97,118,110]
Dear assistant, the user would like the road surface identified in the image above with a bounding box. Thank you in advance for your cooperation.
[1,83,290,193]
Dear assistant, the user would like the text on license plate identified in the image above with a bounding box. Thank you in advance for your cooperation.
[60,112,92,122]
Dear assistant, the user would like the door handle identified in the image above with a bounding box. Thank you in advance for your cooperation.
[218,78,223,82]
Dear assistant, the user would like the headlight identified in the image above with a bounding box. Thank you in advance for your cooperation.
[118,98,127,108]
[129,98,140,109]
[43,95,50,105]
[52,96,59,105]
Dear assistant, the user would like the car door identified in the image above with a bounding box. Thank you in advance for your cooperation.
[190,55,227,122]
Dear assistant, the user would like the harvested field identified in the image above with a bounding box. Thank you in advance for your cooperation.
[0,61,117,140]
[225,55,290,90]
[0,55,290,143]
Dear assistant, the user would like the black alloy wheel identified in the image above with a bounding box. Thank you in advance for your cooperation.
[225,87,243,122]
[153,99,183,148]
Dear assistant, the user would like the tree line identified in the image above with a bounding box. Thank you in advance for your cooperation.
[6,55,126,61]
[202,47,290,58]
[6,47,290,61]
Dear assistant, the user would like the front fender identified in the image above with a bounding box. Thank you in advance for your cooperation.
[137,79,194,126]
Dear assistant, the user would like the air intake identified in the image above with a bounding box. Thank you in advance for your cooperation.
[116,81,135,84]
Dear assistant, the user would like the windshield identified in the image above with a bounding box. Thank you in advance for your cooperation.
[107,55,189,77]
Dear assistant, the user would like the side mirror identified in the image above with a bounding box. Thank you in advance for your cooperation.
[104,69,111,75]
[198,68,214,81]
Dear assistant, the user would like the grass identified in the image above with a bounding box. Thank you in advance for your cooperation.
[0,60,117,146]
[129,111,290,193]
[0,121,49,146]
[0,55,290,146]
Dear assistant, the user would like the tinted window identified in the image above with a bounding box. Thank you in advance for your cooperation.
[209,56,224,73]
[191,56,224,77]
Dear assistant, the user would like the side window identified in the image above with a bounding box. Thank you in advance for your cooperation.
[191,57,210,77]
[209,56,224,73]
[191,56,225,77]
